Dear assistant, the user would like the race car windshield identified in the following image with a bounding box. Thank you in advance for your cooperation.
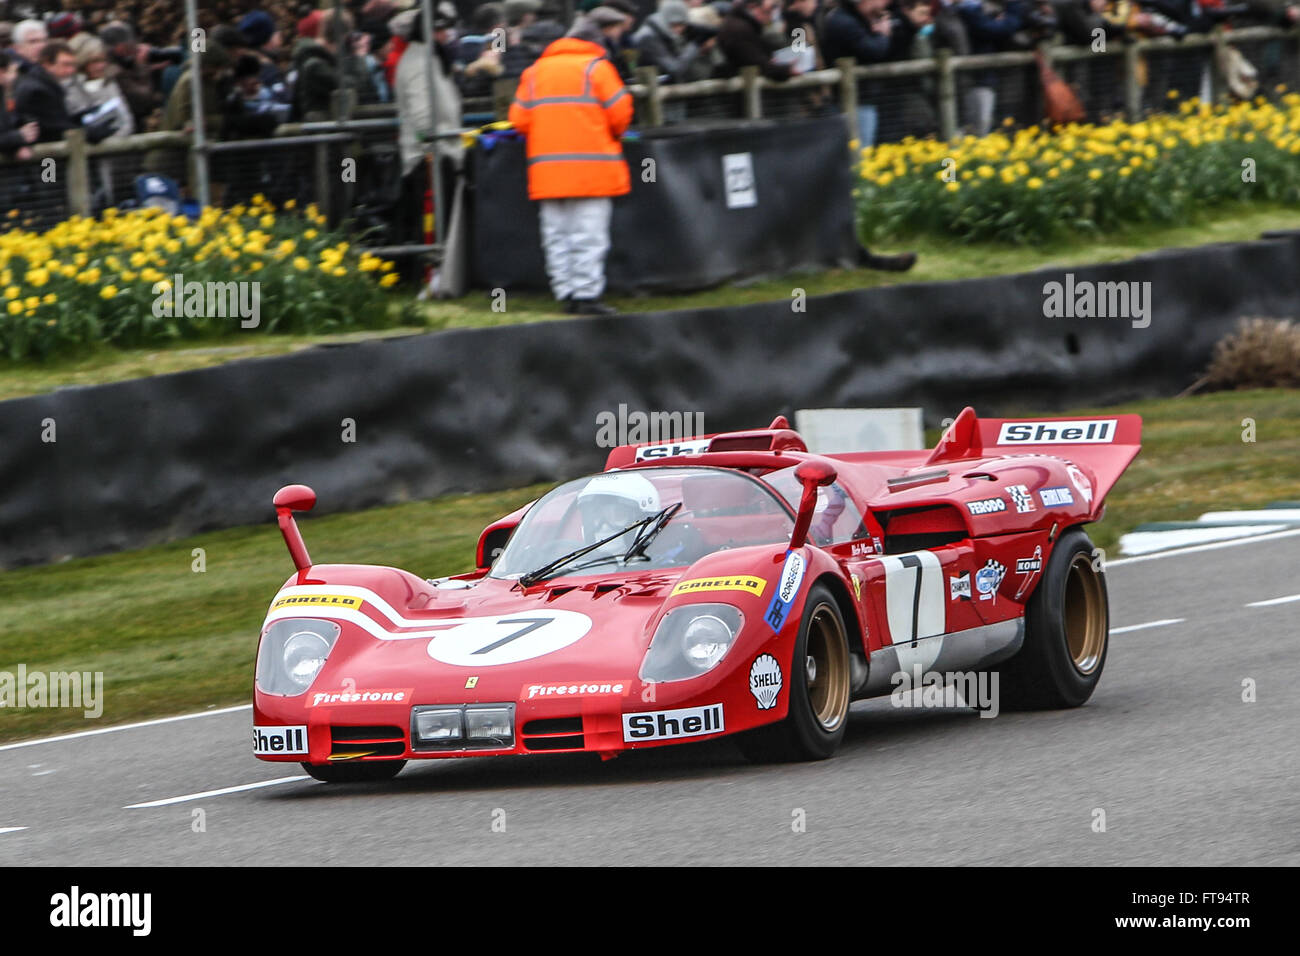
[491,467,796,581]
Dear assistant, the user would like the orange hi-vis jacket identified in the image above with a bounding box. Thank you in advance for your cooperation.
[508,38,633,200]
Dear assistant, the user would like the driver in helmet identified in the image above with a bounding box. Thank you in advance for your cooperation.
[576,473,660,545]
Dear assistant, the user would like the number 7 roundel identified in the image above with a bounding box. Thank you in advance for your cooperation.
[426,611,593,667]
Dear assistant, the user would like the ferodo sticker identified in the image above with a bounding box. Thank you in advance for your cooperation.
[671,576,766,598]
[271,593,362,611]
[764,551,806,632]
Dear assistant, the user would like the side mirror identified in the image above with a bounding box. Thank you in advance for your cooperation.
[274,484,316,572]
[789,459,837,551]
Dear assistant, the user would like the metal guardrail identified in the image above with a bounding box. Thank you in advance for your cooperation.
[617,24,1299,141]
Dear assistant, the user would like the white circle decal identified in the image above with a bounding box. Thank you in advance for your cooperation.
[426,611,593,667]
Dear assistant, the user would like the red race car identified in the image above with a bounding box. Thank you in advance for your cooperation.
[252,407,1140,781]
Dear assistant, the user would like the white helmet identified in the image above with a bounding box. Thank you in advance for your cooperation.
[576,473,660,542]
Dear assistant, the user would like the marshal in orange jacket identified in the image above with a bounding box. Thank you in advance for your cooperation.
[508,38,633,200]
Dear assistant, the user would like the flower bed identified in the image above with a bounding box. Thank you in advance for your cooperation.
[0,195,400,361]
[857,95,1300,244]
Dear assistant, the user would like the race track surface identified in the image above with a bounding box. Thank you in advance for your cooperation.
[3,532,1297,866]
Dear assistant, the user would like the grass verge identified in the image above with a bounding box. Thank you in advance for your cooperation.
[2,389,1296,742]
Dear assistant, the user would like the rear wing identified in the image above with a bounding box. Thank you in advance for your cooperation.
[927,406,1142,509]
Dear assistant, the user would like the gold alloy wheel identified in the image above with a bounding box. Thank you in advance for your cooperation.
[1064,553,1108,674]
[805,603,851,731]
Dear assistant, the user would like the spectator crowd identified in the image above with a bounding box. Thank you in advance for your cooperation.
[0,0,1292,278]
[0,0,1293,159]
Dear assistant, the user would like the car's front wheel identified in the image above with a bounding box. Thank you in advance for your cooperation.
[738,583,851,762]
[301,760,406,783]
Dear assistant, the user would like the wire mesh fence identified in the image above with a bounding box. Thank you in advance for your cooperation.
[0,25,1293,246]
[0,157,69,232]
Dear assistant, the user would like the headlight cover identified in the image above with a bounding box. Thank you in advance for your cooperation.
[256,618,340,696]
[640,604,744,682]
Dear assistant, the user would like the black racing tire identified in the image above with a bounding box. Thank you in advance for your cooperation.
[998,528,1109,710]
[738,583,852,762]
[301,760,407,783]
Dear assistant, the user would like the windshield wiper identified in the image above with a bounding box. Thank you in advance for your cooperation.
[515,512,659,589]
[623,502,681,562]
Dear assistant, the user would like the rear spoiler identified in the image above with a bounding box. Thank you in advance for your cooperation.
[927,406,1142,509]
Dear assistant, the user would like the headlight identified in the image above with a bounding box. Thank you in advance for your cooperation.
[411,705,515,749]
[283,632,331,689]
[640,604,744,682]
[412,707,463,745]
[255,619,340,696]
[465,706,513,742]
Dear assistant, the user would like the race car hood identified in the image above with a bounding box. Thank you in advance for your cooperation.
[262,546,788,706]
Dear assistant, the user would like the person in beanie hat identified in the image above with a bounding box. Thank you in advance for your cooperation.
[239,10,277,50]
[509,7,634,315]
[633,0,714,83]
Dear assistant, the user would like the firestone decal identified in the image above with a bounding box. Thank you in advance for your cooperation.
[523,680,630,700]
[309,688,411,707]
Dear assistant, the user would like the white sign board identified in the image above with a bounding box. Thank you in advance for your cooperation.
[794,408,925,453]
[722,152,757,209]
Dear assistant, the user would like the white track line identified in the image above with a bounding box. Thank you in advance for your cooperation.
[0,704,251,754]
[1109,618,1184,635]
[1108,527,1300,567]
[124,775,308,809]
[1246,593,1300,608]
[0,827,28,835]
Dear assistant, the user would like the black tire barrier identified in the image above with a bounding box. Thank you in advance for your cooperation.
[469,117,861,294]
[2,233,1297,569]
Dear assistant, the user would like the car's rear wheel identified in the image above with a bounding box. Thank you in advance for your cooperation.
[301,760,406,783]
[738,583,851,762]
[999,528,1109,710]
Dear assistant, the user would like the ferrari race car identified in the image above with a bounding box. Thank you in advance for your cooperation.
[253,407,1140,781]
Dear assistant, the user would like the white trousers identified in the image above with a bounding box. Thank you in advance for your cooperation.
[538,197,612,301]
